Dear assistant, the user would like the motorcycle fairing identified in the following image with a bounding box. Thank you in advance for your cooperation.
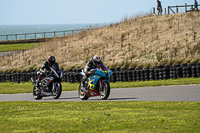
[89,75,100,86]
[86,88,100,97]
[46,77,53,83]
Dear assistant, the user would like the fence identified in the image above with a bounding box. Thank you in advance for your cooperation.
[153,3,200,15]
[0,28,91,41]
[1,63,200,83]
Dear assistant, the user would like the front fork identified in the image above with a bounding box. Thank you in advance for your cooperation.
[31,78,36,86]
[99,79,104,91]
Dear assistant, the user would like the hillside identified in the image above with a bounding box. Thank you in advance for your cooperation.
[0,12,200,72]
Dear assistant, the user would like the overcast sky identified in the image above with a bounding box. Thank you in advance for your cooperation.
[0,0,196,25]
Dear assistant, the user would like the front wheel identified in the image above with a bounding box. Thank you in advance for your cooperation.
[52,83,62,99]
[33,87,43,100]
[78,84,89,100]
[100,81,110,100]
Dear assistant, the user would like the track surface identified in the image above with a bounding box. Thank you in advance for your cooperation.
[0,85,200,102]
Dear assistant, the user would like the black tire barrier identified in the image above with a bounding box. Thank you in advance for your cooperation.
[197,66,200,77]
[75,73,81,82]
[159,69,163,80]
[141,70,145,81]
[176,67,182,78]
[122,71,128,82]
[110,72,116,83]
[132,70,137,81]
[136,69,142,81]
[119,71,123,82]
[16,73,20,83]
[115,67,120,71]
[69,73,75,83]
[144,69,150,81]
[149,68,154,80]
[186,66,192,78]
[182,67,187,78]
[1,63,200,83]
[154,69,159,80]
[172,66,177,79]
[163,68,168,79]
[7,74,10,82]
[116,71,120,82]
[192,66,197,78]
[127,71,132,82]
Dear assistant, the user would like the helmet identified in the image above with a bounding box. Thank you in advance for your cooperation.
[93,55,101,65]
[48,55,56,65]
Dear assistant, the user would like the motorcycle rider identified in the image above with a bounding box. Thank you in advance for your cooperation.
[36,55,60,91]
[81,55,107,92]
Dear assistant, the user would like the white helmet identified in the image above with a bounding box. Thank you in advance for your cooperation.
[93,55,101,65]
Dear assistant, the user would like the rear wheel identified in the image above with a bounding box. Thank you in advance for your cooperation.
[78,84,89,100]
[100,81,110,100]
[52,83,62,99]
[33,87,43,100]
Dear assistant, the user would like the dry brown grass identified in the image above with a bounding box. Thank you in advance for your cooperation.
[1,12,200,72]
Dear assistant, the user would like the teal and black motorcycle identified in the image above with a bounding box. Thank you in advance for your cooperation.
[78,68,112,100]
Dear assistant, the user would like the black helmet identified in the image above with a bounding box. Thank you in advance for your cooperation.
[48,55,55,65]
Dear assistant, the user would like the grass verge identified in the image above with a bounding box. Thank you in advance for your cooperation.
[0,78,200,94]
[0,101,199,133]
[0,43,40,52]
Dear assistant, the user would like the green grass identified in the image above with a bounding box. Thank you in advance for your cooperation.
[0,43,40,52]
[0,78,200,94]
[111,78,200,89]
[0,101,199,133]
[0,82,79,94]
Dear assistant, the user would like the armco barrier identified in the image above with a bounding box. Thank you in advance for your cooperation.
[1,63,200,83]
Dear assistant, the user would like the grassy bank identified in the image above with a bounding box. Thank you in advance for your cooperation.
[0,78,200,94]
[1,13,200,71]
[0,43,41,52]
[0,101,199,133]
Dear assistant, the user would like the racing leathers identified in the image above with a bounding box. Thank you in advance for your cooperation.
[36,61,60,89]
[81,58,107,91]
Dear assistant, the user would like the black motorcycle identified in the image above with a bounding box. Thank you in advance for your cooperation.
[31,67,63,100]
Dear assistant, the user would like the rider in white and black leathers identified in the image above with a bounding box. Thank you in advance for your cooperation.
[36,55,60,90]
[81,55,107,92]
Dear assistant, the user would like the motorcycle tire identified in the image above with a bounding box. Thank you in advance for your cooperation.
[33,87,43,100]
[52,83,62,99]
[78,84,89,100]
[100,81,110,100]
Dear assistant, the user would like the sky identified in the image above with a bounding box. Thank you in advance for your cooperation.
[0,0,196,25]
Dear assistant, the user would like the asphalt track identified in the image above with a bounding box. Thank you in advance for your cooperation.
[0,85,200,102]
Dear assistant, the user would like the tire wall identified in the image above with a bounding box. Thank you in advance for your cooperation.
[0,63,200,83]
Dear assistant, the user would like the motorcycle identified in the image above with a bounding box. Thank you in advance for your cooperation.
[31,67,63,100]
[78,68,112,100]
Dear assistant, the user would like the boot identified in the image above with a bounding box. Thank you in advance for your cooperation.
[35,79,40,91]
[81,81,87,93]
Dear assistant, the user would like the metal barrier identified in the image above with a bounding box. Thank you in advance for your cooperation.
[153,3,200,15]
[168,3,200,15]
[0,28,91,41]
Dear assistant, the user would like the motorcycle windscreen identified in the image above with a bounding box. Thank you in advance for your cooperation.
[108,69,112,76]
[95,70,107,77]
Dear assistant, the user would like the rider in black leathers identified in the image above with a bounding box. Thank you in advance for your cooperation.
[36,55,60,90]
[81,55,107,92]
